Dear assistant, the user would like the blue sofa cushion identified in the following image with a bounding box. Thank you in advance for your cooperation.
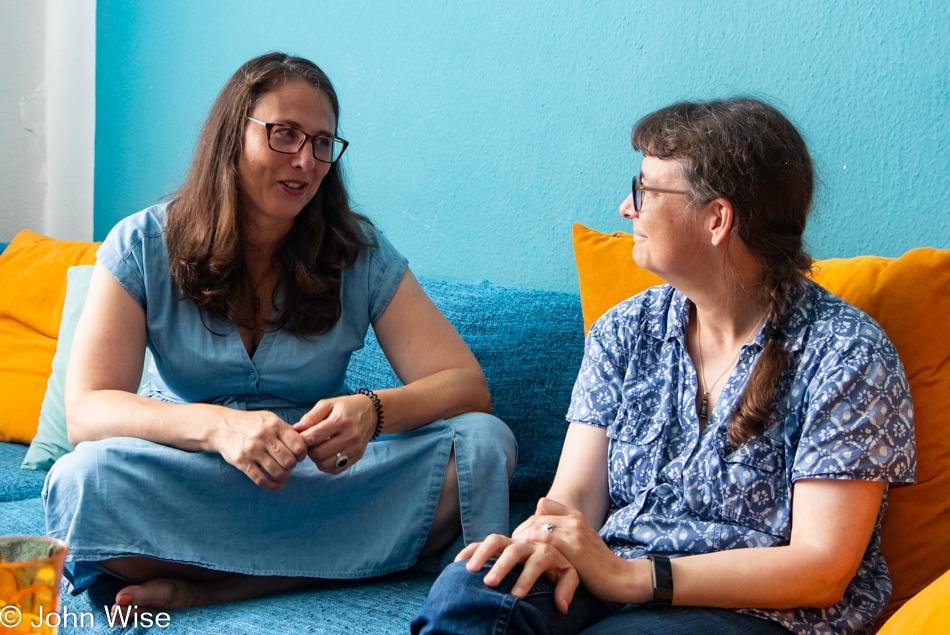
[346,277,584,527]
[0,497,45,535]
[0,442,46,502]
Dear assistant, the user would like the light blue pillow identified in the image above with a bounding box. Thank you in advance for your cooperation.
[21,266,152,470]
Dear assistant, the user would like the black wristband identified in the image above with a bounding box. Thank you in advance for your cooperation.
[355,388,385,440]
[647,554,674,607]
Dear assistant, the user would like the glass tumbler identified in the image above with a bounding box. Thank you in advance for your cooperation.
[0,537,67,635]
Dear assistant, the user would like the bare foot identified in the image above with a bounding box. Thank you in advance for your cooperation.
[113,573,316,612]
[114,577,207,612]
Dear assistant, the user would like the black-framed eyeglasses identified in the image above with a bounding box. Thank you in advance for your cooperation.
[247,117,348,164]
[632,174,690,212]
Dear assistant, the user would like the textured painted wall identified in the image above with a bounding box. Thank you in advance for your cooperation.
[0,1,96,242]
[0,1,46,239]
[95,0,950,292]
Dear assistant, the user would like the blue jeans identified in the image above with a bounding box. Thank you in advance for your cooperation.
[411,561,794,635]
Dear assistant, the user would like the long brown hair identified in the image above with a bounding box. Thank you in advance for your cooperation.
[632,98,814,445]
[165,52,375,336]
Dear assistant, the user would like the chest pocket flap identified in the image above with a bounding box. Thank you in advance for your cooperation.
[716,430,784,473]
[607,403,665,445]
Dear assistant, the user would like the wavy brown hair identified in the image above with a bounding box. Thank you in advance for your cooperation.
[632,98,814,445]
[165,52,375,337]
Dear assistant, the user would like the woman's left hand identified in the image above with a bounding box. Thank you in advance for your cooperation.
[293,394,377,474]
[509,497,652,605]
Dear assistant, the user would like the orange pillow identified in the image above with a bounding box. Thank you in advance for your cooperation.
[0,230,99,443]
[572,223,950,623]
[572,224,663,333]
[811,250,950,626]
[878,566,950,634]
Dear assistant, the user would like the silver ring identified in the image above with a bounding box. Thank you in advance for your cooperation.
[541,522,555,533]
[335,452,349,468]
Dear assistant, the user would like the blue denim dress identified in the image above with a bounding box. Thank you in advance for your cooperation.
[43,205,516,592]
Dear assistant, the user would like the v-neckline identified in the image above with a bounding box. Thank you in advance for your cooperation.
[238,286,283,363]
[236,318,275,365]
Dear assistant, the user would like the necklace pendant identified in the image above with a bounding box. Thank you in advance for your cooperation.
[698,392,709,420]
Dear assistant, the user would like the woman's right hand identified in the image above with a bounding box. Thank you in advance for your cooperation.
[455,534,581,614]
[511,498,651,605]
[209,409,309,490]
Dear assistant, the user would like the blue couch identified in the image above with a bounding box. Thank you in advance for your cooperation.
[0,240,585,633]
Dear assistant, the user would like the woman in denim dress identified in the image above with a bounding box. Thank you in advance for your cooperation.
[46,53,515,612]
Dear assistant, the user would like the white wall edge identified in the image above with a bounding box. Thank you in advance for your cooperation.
[44,0,96,241]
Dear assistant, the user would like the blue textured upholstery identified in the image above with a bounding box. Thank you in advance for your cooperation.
[0,498,46,535]
[0,441,46,502]
[0,274,585,633]
[346,277,583,527]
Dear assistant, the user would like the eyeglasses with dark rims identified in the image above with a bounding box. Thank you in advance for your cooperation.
[247,117,348,164]
[632,174,690,212]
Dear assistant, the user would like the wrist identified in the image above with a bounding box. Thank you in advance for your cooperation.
[625,557,656,605]
[201,405,228,453]
[355,388,385,440]
[604,556,654,605]
[645,554,674,607]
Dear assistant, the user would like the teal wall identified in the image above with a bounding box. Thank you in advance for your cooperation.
[95,1,950,292]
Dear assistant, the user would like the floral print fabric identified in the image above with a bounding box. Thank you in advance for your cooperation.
[567,279,916,635]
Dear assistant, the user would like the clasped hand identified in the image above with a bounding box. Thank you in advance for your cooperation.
[211,409,308,490]
[456,498,648,613]
[293,394,378,474]
[211,395,377,489]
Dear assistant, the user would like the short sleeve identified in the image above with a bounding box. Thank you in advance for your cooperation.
[566,313,630,428]
[365,228,408,323]
[792,324,916,484]
[95,207,165,308]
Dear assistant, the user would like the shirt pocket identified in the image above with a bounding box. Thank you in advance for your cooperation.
[715,429,789,536]
[606,403,666,497]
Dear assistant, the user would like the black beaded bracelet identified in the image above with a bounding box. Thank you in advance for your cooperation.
[355,388,385,440]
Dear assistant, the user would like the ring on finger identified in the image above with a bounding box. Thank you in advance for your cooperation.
[541,522,555,533]
[335,452,349,468]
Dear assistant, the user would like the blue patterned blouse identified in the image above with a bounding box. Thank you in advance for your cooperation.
[567,279,916,635]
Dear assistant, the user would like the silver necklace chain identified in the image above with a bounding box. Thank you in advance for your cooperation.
[696,310,768,421]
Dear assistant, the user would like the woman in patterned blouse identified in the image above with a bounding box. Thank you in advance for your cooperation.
[413,98,916,635]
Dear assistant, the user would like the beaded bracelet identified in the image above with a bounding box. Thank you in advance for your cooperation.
[355,388,385,440]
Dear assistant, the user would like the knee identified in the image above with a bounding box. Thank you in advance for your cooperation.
[43,442,98,518]
[45,438,139,499]
[437,559,488,589]
[46,441,98,493]
[412,561,494,631]
[448,413,517,479]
